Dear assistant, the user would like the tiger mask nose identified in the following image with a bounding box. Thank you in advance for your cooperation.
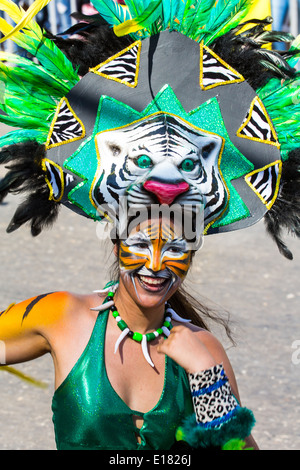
[143,180,190,205]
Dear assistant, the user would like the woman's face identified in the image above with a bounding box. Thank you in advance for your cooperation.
[118,217,193,308]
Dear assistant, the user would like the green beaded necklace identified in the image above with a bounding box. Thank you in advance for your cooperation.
[91,282,191,368]
[106,290,173,368]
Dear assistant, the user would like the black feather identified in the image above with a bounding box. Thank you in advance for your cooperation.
[212,19,297,89]
[264,149,300,260]
[46,23,132,76]
[0,141,59,236]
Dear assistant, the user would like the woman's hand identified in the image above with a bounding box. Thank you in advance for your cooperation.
[157,325,217,373]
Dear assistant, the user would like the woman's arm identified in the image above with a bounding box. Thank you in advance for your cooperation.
[158,325,258,450]
[0,291,70,365]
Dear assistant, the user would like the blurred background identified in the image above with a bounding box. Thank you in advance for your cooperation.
[0,0,300,451]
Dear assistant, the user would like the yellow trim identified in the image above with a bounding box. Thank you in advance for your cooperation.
[41,158,65,202]
[203,134,230,235]
[245,160,282,210]
[89,40,142,89]
[237,96,280,148]
[46,97,85,150]
[89,137,113,221]
[92,110,230,233]
[199,42,245,91]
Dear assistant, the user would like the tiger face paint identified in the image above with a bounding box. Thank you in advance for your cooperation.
[119,218,193,300]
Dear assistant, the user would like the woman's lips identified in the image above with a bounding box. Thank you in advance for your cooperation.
[136,274,170,292]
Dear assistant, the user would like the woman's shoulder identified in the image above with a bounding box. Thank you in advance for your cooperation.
[44,290,106,317]
[184,322,229,362]
[1,290,102,327]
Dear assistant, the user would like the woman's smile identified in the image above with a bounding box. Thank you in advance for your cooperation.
[136,273,171,292]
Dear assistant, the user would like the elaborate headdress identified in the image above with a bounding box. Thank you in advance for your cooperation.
[0,0,300,258]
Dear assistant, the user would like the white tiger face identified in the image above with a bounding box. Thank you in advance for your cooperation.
[93,113,227,228]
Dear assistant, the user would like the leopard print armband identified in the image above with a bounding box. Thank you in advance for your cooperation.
[188,364,239,428]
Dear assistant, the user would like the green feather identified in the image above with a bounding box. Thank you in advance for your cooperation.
[160,0,171,29]
[125,0,148,18]
[14,32,79,86]
[170,0,188,30]
[0,66,63,105]
[222,438,253,450]
[0,128,47,146]
[91,0,131,25]
[201,0,255,44]
[116,0,256,43]
[0,47,72,134]
[114,0,163,37]
[0,18,79,86]
[257,71,300,160]
[0,52,72,95]
[0,112,51,130]
[179,0,217,39]
[0,67,58,121]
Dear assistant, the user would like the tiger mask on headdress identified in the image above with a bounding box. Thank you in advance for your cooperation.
[93,113,226,229]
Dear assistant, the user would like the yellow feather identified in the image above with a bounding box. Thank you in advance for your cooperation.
[0,0,23,22]
[0,16,14,36]
[0,0,52,43]
[1,366,48,389]
[113,19,141,37]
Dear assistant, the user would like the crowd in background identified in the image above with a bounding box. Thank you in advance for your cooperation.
[13,1,97,35]
[35,1,98,35]
[271,0,300,49]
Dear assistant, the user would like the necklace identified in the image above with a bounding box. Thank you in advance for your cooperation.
[91,282,191,368]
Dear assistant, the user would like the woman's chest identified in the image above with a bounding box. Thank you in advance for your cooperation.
[105,337,167,413]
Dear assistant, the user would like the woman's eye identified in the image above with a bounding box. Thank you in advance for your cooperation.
[134,243,149,249]
[167,247,182,254]
[180,158,196,172]
[135,155,153,169]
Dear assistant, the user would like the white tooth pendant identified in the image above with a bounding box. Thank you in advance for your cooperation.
[166,305,191,323]
[141,335,155,368]
[114,328,130,354]
[93,282,119,294]
[90,300,115,311]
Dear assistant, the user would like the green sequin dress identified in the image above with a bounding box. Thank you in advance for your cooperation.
[52,308,194,450]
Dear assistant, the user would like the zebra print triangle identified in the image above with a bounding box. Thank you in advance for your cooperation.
[42,158,74,202]
[90,40,141,88]
[200,43,244,90]
[237,96,279,147]
[245,161,282,209]
[46,98,85,149]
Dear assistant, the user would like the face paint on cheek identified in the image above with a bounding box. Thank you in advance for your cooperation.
[162,240,192,281]
[167,259,192,279]
[119,240,148,302]
[119,241,147,274]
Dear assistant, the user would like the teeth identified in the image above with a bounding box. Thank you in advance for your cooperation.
[139,275,166,286]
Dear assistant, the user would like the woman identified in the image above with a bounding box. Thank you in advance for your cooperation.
[0,214,257,450]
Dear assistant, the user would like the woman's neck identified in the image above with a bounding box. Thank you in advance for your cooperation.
[113,281,166,334]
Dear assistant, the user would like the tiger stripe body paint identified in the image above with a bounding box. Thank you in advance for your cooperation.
[0,292,69,341]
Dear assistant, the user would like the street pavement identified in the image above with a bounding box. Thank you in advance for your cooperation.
[0,128,299,450]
